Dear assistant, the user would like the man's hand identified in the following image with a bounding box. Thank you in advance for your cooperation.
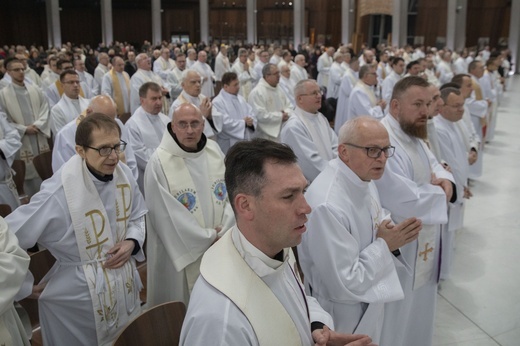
[464,186,473,199]
[244,116,254,127]
[281,111,290,122]
[377,218,422,251]
[104,240,135,269]
[244,62,249,71]
[25,125,39,135]
[431,175,453,202]
[161,86,169,96]
[28,281,47,299]
[378,100,387,111]
[200,97,212,120]
[312,325,376,346]
[468,150,478,165]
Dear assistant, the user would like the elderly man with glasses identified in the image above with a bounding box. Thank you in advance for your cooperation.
[144,102,235,308]
[298,116,421,344]
[7,113,147,346]
[281,79,338,182]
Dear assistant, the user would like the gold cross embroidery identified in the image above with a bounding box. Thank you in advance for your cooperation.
[20,150,33,163]
[419,242,434,261]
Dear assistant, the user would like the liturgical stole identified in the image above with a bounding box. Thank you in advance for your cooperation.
[109,69,130,115]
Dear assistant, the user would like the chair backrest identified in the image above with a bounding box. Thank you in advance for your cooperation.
[11,159,26,195]
[18,249,57,329]
[113,301,187,346]
[32,151,53,181]
[0,204,12,217]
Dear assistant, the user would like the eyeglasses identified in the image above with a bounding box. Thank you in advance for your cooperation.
[300,90,323,97]
[84,140,127,157]
[175,121,202,130]
[344,143,395,158]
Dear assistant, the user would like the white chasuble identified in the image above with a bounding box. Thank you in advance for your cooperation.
[381,115,438,290]
[62,156,142,345]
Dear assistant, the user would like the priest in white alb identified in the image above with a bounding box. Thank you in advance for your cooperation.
[169,70,223,140]
[0,58,51,197]
[346,65,385,122]
[327,52,345,99]
[0,217,30,346]
[130,53,169,114]
[248,63,292,141]
[299,117,422,343]
[334,56,360,134]
[125,82,170,193]
[190,50,216,98]
[51,95,138,181]
[180,138,374,346]
[212,72,256,154]
[144,103,235,307]
[281,79,338,182]
[101,56,131,120]
[231,48,256,101]
[374,77,455,346]
[50,70,90,135]
[7,113,147,346]
[0,112,22,210]
[153,48,176,86]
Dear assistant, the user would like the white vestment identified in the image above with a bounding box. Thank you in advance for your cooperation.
[0,114,22,210]
[248,78,293,141]
[144,130,235,307]
[212,89,257,154]
[180,226,334,345]
[346,82,384,121]
[214,52,231,82]
[190,61,216,98]
[375,114,452,346]
[290,64,307,85]
[129,69,165,114]
[231,60,256,100]
[253,61,265,87]
[76,70,100,96]
[101,71,131,114]
[327,62,345,99]
[94,64,109,87]
[426,117,443,162]
[434,115,468,279]
[467,75,488,178]
[281,107,338,182]
[125,107,169,192]
[453,57,468,74]
[0,83,51,183]
[334,68,358,134]
[153,56,176,85]
[317,53,332,88]
[437,60,454,85]
[51,117,139,181]
[279,76,296,107]
[299,159,405,343]
[0,217,30,346]
[50,94,90,135]
[169,91,223,140]
[6,158,146,346]
[45,82,91,109]
[381,70,401,106]
[41,72,60,91]
[166,67,184,100]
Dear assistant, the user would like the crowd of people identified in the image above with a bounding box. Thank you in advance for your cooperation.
[0,38,512,346]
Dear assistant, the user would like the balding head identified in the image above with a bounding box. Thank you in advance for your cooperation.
[171,103,205,150]
[86,95,117,119]
[181,70,202,97]
[295,54,306,67]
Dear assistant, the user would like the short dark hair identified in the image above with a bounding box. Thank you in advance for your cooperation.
[59,69,78,82]
[406,60,420,71]
[76,113,121,147]
[391,76,430,101]
[138,82,161,98]
[359,64,373,79]
[451,73,470,86]
[468,60,481,73]
[4,57,21,70]
[440,82,461,90]
[391,57,404,67]
[57,59,72,70]
[221,71,238,86]
[262,63,276,78]
[440,87,461,103]
[225,139,297,213]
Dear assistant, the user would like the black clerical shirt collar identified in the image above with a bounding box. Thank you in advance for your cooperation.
[273,250,284,262]
[86,164,113,182]
[167,122,207,153]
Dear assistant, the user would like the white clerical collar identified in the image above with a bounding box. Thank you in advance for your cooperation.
[219,89,238,100]
[231,226,288,277]
[63,94,80,103]
[295,106,318,118]
[181,91,201,104]
[332,158,370,188]
[259,78,277,91]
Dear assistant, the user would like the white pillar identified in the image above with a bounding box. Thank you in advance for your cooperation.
[454,0,467,52]
[101,0,113,46]
[392,0,407,47]
[151,0,161,45]
[446,0,457,50]
[200,0,209,44]
[246,0,257,44]
[341,0,355,44]
[293,0,304,48]
[46,0,61,48]
[509,0,520,74]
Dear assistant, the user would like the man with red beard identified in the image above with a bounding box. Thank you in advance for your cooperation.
[374,76,456,346]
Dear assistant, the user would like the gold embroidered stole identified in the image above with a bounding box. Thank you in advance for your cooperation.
[110,69,130,115]
[62,156,141,345]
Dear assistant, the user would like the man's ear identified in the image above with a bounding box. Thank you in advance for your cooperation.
[234,193,255,221]
[75,145,86,159]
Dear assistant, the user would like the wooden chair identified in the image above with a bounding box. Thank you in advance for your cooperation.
[32,151,53,181]
[18,249,57,333]
[0,204,12,217]
[113,301,187,346]
[11,159,26,196]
